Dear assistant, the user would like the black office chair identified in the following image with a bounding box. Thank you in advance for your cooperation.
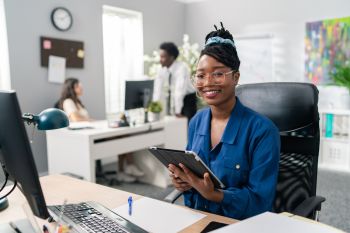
[165,82,325,220]
[236,82,325,220]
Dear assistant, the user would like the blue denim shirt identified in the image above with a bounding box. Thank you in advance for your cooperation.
[183,98,280,220]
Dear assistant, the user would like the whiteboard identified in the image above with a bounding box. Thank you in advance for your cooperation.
[235,35,274,84]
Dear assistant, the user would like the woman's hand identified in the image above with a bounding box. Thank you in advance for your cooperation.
[168,164,192,192]
[168,163,224,202]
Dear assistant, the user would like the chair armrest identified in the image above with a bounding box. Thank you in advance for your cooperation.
[164,189,183,203]
[292,196,326,218]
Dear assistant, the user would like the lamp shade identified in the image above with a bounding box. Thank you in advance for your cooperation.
[32,108,69,130]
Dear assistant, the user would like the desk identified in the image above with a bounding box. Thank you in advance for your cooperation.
[0,175,236,232]
[46,117,187,187]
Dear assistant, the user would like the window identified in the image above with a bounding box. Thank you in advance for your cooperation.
[0,0,11,90]
[102,5,143,114]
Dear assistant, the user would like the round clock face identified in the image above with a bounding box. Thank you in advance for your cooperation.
[51,7,73,31]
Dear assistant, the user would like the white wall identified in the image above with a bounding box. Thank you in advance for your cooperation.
[185,0,350,82]
[3,0,186,173]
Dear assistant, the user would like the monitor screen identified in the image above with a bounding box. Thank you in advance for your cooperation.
[125,80,154,110]
[0,90,50,219]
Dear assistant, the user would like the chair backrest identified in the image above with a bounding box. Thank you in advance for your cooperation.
[236,82,320,216]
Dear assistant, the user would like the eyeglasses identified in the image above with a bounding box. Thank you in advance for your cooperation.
[191,70,235,87]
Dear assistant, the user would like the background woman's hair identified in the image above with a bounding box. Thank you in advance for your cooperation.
[58,77,84,109]
[200,23,240,71]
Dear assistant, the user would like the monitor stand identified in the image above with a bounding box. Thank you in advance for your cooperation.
[144,109,149,123]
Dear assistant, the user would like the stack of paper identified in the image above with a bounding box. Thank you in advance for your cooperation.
[113,197,206,233]
[212,212,343,233]
[68,121,94,130]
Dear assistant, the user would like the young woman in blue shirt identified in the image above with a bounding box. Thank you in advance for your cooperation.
[168,23,280,220]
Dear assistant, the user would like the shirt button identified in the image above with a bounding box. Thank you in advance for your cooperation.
[235,164,240,170]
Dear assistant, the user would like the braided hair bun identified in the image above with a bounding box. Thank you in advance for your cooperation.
[201,22,240,71]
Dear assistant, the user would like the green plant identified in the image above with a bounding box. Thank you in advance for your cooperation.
[330,62,350,91]
[148,101,163,113]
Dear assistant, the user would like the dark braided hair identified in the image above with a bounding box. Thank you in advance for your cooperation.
[200,22,240,71]
[58,77,85,109]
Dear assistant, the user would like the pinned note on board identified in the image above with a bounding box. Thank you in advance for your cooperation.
[43,40,52,50]
[77,49,84,58]
[48,55,66,84]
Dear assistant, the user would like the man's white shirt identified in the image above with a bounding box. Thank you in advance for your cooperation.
[153,61,195,115]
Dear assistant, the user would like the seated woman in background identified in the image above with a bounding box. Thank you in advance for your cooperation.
[59,77,144,183]
[168,23,280,220]
[59,78,90,122]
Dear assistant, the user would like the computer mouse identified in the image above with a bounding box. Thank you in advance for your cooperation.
[0,197,9,211]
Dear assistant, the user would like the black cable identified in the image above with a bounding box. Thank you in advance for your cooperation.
[0,180,17,200]
[0,166,9,192]
[0,175,8,192]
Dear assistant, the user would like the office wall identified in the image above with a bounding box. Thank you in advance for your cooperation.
[185,0,350,82]
[3,0,185,173]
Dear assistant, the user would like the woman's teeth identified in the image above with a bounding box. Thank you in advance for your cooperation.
[204,90,221,94]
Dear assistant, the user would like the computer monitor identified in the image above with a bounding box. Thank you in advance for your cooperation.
[0,90,50,219]
[125,80,154,110]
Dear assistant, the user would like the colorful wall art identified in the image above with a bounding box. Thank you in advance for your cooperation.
[305,17,350,84]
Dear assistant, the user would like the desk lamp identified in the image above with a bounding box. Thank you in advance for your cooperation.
[0,108,69,211]
[22,108,69,130]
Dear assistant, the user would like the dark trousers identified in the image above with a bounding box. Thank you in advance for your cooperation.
[181,93,197,122]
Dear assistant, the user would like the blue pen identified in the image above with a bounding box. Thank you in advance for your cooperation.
[128,196,133,216]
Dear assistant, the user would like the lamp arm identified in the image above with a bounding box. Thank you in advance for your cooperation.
[22,113,39,125]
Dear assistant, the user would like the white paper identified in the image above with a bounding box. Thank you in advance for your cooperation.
[48,55,66,83]
[212,212,342,233]
[68,121,94,130]
[113,197,206,233]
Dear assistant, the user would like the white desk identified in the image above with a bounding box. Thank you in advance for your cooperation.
[46,117,187,187]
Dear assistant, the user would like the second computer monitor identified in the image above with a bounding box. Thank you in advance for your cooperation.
[125,80,154,110]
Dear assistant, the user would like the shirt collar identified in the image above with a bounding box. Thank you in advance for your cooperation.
[222,97,245,144]
[197,97,245,145]
[168,60,179,73]
[197,108,211,136]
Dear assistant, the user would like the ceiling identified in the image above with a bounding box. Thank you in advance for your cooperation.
[174,0,209,3]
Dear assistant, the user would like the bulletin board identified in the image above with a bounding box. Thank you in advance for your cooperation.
[40,36,84,68]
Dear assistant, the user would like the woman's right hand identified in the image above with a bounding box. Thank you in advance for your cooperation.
[168,164,192,192]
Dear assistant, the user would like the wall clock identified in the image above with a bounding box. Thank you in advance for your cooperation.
[51,7,73,31]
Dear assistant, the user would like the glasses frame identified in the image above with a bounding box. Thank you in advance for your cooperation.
[191,70,235,87]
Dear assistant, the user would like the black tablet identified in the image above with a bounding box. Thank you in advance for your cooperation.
[148,147,225,189]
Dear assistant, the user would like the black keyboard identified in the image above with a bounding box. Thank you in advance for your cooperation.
[48,201,148,233]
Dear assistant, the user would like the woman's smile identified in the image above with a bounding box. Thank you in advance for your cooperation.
[200,87,223,99]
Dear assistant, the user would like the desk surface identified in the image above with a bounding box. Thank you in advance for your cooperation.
[50,118,177,139]
[0,175,236,232]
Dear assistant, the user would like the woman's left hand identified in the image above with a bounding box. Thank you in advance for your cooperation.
[169,163,223,202]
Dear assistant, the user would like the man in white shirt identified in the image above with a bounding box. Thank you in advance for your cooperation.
[153,42,197,121]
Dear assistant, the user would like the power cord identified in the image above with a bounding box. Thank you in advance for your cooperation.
[0,180,17,200]
[0,165,9,192]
